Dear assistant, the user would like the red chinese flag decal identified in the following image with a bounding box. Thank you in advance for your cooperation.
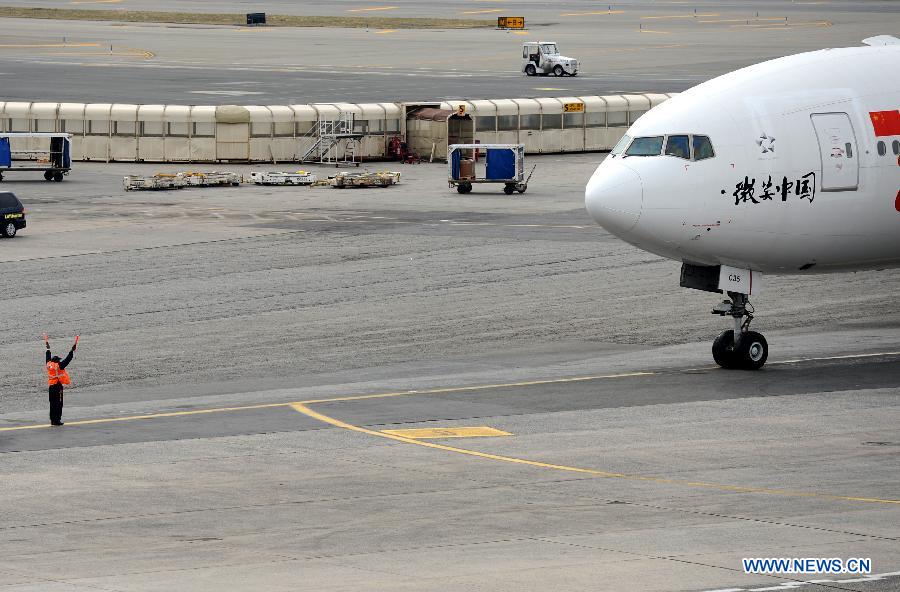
[869,110,900,136]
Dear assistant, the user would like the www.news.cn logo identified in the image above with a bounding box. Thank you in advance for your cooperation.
[743,558,872,575]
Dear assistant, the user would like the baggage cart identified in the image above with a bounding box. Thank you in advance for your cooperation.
[0,133,72,182]
[448,144,529,195]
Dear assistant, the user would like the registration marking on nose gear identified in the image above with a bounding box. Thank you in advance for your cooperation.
[380,426,512,439]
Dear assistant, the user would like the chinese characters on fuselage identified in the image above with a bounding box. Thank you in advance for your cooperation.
[721,172,816,206]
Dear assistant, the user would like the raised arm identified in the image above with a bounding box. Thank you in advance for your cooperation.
[59,349,74,369]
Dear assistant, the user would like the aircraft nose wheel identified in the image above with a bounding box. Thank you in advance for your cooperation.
[711,292,768,370]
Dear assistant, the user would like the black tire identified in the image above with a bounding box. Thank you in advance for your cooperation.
[553,65,564,76]
[457,182,472,194]
[735,331,768,370]
[44,170,53,181]
[525,64,536,76]
[503,184,515,195]
[2,221,16,238]
[712,330,739,369]
[53,171,64,182]
[0,172,4,182]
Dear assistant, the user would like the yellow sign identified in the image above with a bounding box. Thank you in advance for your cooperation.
[497,16,525,29]
[563,102,585,113]
[381,426,513,439]
[456,104,466,116]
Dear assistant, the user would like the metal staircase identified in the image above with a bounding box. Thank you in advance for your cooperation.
[300,112,363,166]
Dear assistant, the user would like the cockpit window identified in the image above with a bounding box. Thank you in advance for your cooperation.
[692,135,715,160]
[610,134,631,156]
[625,136,664,156]
[664,135,690,159]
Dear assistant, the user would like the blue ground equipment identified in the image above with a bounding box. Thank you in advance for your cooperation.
[448,143,533,195]
[0,133,72,182]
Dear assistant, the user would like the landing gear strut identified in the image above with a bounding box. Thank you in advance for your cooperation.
[711,291,768,370]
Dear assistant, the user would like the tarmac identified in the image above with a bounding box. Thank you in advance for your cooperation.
[0,0,897,103]
[0,156,898,591]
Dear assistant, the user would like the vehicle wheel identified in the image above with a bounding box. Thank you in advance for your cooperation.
[53,171,64,182]
[525,64,536,76]
[0,172,4,182]
[735,331,768,370]
[457,183,472,194]
[2,221,16,238]
[44,171,53,181]
[503,184,515,195]
[553,65,564,76]
[712,330,739,369]
[517,188,526,194]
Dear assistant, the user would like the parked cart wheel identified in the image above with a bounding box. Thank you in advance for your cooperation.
[504,184,516,195]
[0,172,4,182]
[457,182,472,194]
[44,171,53,181]
[53,171,64,182]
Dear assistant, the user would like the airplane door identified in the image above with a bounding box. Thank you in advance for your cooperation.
[810,113,859,191]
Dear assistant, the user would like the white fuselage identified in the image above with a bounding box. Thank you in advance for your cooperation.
[585,44,900,274]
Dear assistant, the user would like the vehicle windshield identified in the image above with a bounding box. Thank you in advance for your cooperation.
[610,134,631,156]
[625,136,664,156]
[0,192,22,209]
[540,44,558,55]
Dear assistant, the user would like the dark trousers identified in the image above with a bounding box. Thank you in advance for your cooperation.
[49,386,64,424]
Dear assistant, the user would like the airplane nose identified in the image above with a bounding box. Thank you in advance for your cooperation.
[585,163,643,235]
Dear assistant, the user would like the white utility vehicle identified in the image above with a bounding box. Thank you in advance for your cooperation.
[522,41,578,77]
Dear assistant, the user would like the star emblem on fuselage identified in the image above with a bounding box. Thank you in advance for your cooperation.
[756,134,776,154]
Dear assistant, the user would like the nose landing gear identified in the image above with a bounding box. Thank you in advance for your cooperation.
[711,291,768,370]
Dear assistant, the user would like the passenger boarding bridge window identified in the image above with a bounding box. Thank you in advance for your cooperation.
[62,120,84,134]
[193,122,216,138]
[542,114,562,130]
[141,121,164,136]
[563,112,583,129]
[385,119,400,133]
[692,135,715,160]
[628,110,647,125]
[520,114,540,130]
[877,141,886,156]
[664,135,690,159]
[625,136,664,156]
[35,119,56,133]
[250,122,272,138]
[114,121,136,136]
[585,112,606,128]
[353,119,369,134]
[607,111,627,126]
[497,115,518,131]
[0,118,8,132]
[88,120,109,136]
[297,121,316,136]
[367,120,384,134]
[11,119,30,132]
[476,116,496,132]
[610,134,631,156]
[167,122,188,137]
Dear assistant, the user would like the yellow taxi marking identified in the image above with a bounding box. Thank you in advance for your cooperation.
[381,426,512,439]
[698,18,788,23]
[533,87,566,91]
[560,10,625,16]
[638,29,670,34]
[511,30,529,35]
[347,6,399,12]
[641,13,718,19]
[289,402,900,506]
[373,29,397,34]
[70,0,122,4]
[461,9,503,14]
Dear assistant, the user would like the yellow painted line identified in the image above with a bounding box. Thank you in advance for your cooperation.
[300,372,654,405]
[638,29,671,34]
[373,29,397,34]
[511,30,529,35]
[0,402,291,433]
[347,6,399,12]
[461,9,503,14]
[289,402,900,506]
[533,87,566,91]
[560,10,624,16]
[641,13,718,19]
[0,43,99,48]
[71,0,122,4]
[698,18,788,23]
[382,426,512,439]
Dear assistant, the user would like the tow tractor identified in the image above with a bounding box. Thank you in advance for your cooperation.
[522,41,578,77]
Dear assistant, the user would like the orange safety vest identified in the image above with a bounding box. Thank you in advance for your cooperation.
[47,361,71,387]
